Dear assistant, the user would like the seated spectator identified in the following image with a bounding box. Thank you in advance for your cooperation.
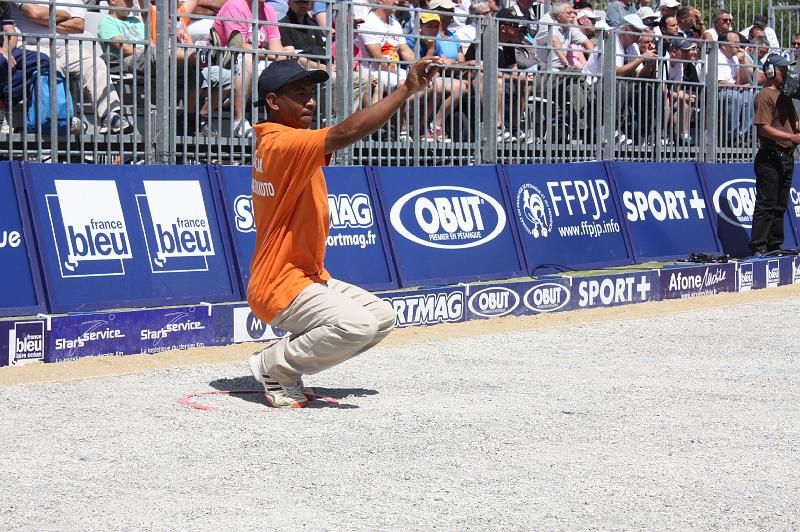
[509,0,540,37]
[656,0,679,20]
[748,34,769,84]
[792,33,800,62]
[606,0,637,28]
[658,15,680,39]
[637,6,659,29]
[661,38,697,144]
[740,15,780,50]
[703,9,731,41]
[453,0,492,54]
[10,0,132,133]
[535,0,594,71]
[279,0,371,113]
[717,30,755,139]
[636,30,658,78]
[355,0,416,139]
[312,0,371,29]
[428,0,464,63]
[1,3,51,134]
[675,6,703,39]
[466,8,535,142]
[177,0,226,43]
[571,8,600,66]
[211,0,291,137]
[98,0,151,73]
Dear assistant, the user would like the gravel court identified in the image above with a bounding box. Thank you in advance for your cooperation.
[2,298,799,530]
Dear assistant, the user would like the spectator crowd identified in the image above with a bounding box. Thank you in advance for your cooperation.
[1,0,800,147]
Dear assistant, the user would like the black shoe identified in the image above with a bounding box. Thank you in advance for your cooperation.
[751,249,768,258]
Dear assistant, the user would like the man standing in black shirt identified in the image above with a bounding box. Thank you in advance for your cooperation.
[750,54,800,256]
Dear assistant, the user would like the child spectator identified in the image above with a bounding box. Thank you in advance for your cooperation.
[98,0,149,73]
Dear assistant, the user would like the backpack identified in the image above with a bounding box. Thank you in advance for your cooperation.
[27,70,74,134]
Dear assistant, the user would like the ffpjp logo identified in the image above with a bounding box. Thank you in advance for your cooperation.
[47,180,133,278]
[8,321,45,366]
[388,186,506,249]
[516,184,552,238]
[136,181,216,273]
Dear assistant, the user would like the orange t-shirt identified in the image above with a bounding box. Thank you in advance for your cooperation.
[247,122,332,323]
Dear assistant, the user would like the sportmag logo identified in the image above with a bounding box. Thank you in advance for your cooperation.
[516,184,553,239]
[389,186,506,249]
[47,180,133,278]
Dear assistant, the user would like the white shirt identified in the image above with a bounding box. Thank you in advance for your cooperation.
[535,13,588,70]
[583,33,639,77]
[717,49,739,84]
[705,27,718,41]
[740,25,780,49]
[11,0,89,45]
[453,23,477,54]
[355,11,405,61]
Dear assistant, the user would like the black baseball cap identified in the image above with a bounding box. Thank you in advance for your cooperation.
[253,60,329,107]
[496,8,526,26]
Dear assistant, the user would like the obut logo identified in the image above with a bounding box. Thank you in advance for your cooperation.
[524,282,570,312]
[713,178,756,228]
[389,186,506,249]
[47,180,133,278]
[137,181,216,273]
[516,184,553,239]
[467,287,519,318]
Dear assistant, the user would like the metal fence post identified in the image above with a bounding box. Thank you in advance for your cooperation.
[601,29,616,161]
[704,41,720,163]
[334,2,353,166]
[49,0,58,162]
[154,0,171,163]
[481,18,498,164]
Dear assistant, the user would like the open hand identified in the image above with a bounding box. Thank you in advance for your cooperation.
[404,57,444,94]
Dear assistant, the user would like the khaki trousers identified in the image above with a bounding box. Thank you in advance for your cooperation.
[255,279,396,384]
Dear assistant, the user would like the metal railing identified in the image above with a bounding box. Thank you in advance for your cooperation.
[1,0,798,166]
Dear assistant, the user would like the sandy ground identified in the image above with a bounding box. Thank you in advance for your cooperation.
[1,287,799,529]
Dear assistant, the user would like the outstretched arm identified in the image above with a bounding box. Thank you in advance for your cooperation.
[324,57,442,153]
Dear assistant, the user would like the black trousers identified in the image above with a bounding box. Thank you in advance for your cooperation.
[749,147,796,253]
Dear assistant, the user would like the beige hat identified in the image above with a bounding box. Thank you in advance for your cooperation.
[622,13,648,31]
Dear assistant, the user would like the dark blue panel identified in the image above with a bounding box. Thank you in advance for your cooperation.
[501,162,633,273]
[0,162,46,317]
[611,162,721,261]
[23,164,240,313]
[700,163,799,257]
[213,165,397,293]
[790,167,800,237]
[373,165,525,286]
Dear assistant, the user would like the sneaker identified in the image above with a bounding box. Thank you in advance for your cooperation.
[248,353,313,406]
[0,112,9,134]
[397,129,412,142]
[100,114,134,134]
[428,123,451,143]
[233,119,253,138]
[198,116,217,137]
[70,116,86,135]
[496,127,512,143]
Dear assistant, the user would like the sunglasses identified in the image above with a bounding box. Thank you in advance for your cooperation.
[793,41,800,47]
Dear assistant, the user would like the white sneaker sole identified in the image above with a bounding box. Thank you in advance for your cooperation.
[248,353,315,402]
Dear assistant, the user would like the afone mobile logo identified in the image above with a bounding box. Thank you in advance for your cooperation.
[712,178,756,228]
[516,179,619,239]
[767,260,780,288]
[53,315,125,357]
[738,263,753,292]
[0,229,22,249]
[386,291,464,327]
[137,181,216,273]
[577,275,652,307]
[47,180,133,278]
[234,195,256,233]
[523,282,570,312]
[232,307,289,343]
[8,321,45,366]
[389,186,506,249]
[467,287,519,318]
[622,189,707,221]
[517,184,552,238]
[140,310,205,346]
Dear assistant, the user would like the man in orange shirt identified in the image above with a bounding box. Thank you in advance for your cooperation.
[248,57,442,408]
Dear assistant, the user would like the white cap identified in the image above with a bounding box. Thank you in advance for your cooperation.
[576,8,600,20]
[637,7,659,20]
[429,0,457,10]
[622,13,648,31]
[659,0,680,8]
[595,19,611,31]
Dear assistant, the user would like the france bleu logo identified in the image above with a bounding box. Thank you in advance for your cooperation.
[47,180,133,278]
[136,181,216,273]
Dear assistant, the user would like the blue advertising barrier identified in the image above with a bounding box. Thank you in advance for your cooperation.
[572,270,660,309]
[0,162,46,317]
[610,163,721,262]
[660,263,736,299]
[501,163,633,274]
[700,163,799,257]
[213,165,398,295]
[1,318,46,366]
[464,278,574,320]
[380,285,467,328]
[46,305,215,362]
[372,166,525,286]
[22,164,240,313]
[790,168,800,236]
